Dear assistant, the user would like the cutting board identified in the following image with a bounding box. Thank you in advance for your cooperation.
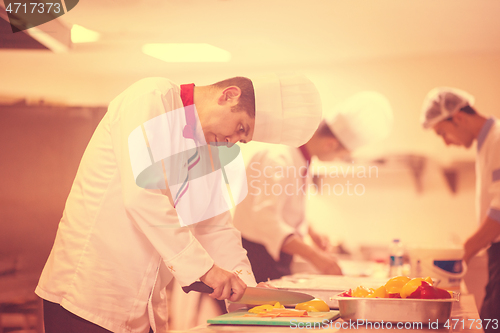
[207,310,340,326]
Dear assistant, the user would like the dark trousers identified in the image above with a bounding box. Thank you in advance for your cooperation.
[480,242,500,333]
[43,299,154,333]
[242,237,293,283]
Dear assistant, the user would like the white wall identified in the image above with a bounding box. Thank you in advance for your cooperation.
[306,158,477,251]
[238,51,500,251]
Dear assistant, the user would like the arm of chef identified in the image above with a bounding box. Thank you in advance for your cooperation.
[488,168,500,223]
[236,153,298,262]
[109,80,215,287]
[188,211,257,287]
[464,167,500,262]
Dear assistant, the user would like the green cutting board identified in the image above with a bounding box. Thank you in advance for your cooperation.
[207,310,340,326]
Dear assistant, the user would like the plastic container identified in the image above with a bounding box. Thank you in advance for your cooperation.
[408,247,467,290]
[389,239,404,277]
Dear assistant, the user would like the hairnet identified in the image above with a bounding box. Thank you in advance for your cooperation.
[421,87,475,129]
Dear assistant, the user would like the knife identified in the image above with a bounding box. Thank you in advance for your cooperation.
[182,281,315,305]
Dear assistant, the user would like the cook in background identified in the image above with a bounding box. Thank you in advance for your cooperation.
[233,91,393,283]
[421,87,500,333]
[35,73,322,333]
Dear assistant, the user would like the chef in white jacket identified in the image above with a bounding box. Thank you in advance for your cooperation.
[35,73,322,333]
[233,91,393,282]
[421,87,500,333]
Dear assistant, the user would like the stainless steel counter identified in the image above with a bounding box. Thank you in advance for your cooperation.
[170,294,484,332]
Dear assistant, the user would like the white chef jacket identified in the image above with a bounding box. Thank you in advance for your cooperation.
[35,78,256,333]
[233,145,310,262]
[476,117,500,244]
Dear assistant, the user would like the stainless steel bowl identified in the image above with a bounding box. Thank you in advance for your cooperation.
[332,293,459,323]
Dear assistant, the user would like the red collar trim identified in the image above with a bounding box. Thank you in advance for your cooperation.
[180,83,196,139]
[180,83,195,107]
[298,145,311,178]
[298,145,311,166]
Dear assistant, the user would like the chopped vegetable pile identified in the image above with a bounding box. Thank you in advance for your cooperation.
[246,302,309,317]
[247,298,331,317]
[339,276,453,299]
[295,298,330,312]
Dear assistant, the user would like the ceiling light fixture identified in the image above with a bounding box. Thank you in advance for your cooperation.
[142,43,231,62]
[71,24,100,43]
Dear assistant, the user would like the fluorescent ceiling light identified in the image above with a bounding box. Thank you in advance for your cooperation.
[142,43,231,62]
[71,24,100,43]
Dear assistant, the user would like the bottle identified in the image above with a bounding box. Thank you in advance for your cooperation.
[389,239,404,277]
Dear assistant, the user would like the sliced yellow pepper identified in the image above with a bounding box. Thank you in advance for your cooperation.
[273,302,285,309]
[248,304,275,314]
[351,285,374,297]
[248,302,285,314]
[385,276,411,294]
[367,285,387,298]
[295,298,330,312]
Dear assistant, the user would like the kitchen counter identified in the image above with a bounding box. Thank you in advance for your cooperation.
[170,294,484,332]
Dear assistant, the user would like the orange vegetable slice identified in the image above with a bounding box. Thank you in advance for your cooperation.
[256,308,309,317]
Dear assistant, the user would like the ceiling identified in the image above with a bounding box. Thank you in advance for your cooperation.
[1,0,500,162]
[58,0,500,62]
[1,0,500,81]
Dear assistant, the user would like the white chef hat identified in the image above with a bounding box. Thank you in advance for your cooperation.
[326,91,393,151]
[420,87,475,129]
[251,73,323,147]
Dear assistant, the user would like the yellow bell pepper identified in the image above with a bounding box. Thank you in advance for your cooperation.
[248,301,285,314]
[295,298,330,312]
[248,304,275,314]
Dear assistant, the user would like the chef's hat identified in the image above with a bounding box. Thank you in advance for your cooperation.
[326,91,393,151]
[251,73,322,147]
[420,87,475,129]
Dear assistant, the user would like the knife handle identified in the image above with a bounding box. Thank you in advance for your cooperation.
[182,281,214,294]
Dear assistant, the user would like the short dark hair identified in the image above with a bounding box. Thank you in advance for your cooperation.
[445,104,477,122]
[211,77,255,118]
[316,120,336,138]
[316,120,348,150]
[459,105,476,115]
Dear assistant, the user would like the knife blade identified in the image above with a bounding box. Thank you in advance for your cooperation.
[182,281,315,305]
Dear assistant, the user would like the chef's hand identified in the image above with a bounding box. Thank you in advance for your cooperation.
[256,281,277,289]
[463,239,475,264]
[311,252,343,275]
[235,281,277,310]
[309,229,331,252]
[200,264,247,302]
